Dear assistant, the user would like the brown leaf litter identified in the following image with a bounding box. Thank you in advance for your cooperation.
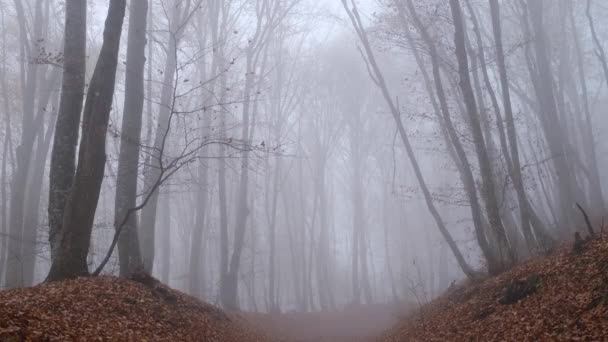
[382,235,608,341]
[0,275,273,341]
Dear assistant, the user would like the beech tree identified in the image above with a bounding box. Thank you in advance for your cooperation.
[48,0,86,267]
[114,0,148,277]
[47,0,127,281]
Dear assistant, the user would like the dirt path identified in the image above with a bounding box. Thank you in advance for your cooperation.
[245,303,411,341]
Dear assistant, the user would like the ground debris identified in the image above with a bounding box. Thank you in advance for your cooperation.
[0,276,274,341]
[498,274,540,305]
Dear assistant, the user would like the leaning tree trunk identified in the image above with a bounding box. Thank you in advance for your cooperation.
[114,0,148,277]
[46,0,126,281]
[449,0,513,273]
[527,0,578,232]
[341,0,477,280]
[488,0,553,252]
[401,0,495,274]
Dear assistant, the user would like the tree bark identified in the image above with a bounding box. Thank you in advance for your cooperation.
[582,0,607,215]
[140,0,183,273]
[342,0,477,279]
[48,0,87,265]
[47,0,127,281]
[189,8,211,299]
[401,0,495,274]
[527,0,578,232]
[586,0,608,91]
[160,192,171,284]
[449,0,513,273]
[21,72,61,285]
[489,0,553,252]
[6,0,44,288]
[0,7,12,284]
[115,0,148,277]
[222,44,256,311]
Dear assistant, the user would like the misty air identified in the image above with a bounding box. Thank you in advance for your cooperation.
[1,0,608,341]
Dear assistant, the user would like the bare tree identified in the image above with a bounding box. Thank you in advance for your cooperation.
[140,0,197,273]
[488,0,552,252]
[48,0,86,265]
[47,0,127,281]
[526,0,579,232]
[449,0,514,273]
[114,0,148,277]
[6,0,46,288]
[341,0,477,280]
[399,0,497,275]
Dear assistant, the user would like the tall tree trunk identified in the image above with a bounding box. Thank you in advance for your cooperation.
[160,192,171,284]
[465,0,513,172]
[489,0,552,252]
[21,73,60,285]
[449,0,513,273]
[48,0,86,265]
[0,6,12,283]
[401,0,495,274]
[115,0,148,277]
[586,0,608,95]
[6,0,44,288]
[140,0,183,273]
[222,46,256,310]
[283,182,304,309]
[381,181,398,301]
[267,147,281,312]
[47,0,127,281]
[527,0,578,232]
[582,0,607,215]
[209,0,231,307]
[360,226,373,304]
[266,34,285,312]
[189,7,213,297]
[341,0,477,280]
[222,0,277,309]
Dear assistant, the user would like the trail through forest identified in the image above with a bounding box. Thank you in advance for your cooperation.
[3,0,608,340]
[246,303,410,341]
[4,236,608,341]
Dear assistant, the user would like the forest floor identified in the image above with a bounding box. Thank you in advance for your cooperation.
[252,233,608,341]
[245,302,411,341]
[2,235,608,341]
[0,274,271,341]
[381,233,608,341]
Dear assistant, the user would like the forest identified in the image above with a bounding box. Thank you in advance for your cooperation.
[1,0,608,339]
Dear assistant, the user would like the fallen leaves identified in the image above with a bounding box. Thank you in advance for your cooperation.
[5,237,608,341]
[0,276,273,341]
[382,236,608,341]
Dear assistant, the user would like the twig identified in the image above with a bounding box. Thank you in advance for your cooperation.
[576,202,596,237]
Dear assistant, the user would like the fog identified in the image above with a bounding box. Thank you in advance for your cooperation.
[1,0,608,318]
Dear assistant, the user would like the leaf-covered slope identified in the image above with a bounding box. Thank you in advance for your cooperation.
[383,236,608,341]
[0,276,272,341]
